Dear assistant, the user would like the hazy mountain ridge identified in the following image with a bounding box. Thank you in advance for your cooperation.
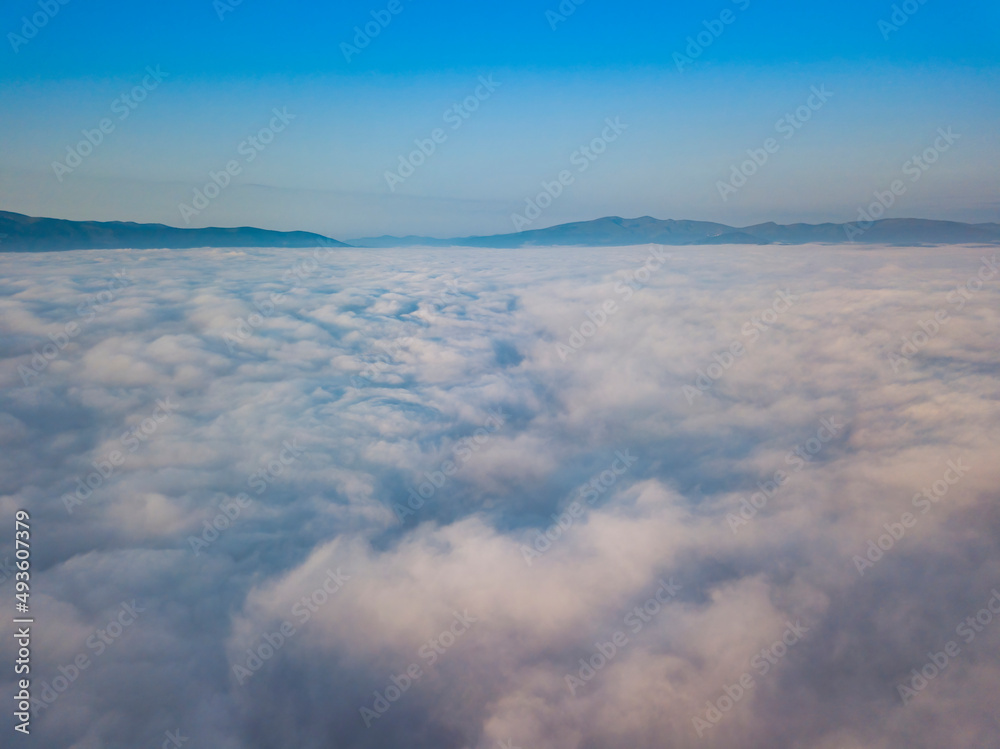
[0,211,350,251]
[3,211,999,251]
[350,216,1000,247]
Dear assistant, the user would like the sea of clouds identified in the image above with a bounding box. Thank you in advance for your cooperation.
[0,243,998,749]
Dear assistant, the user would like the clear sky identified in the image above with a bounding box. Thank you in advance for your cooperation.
[1,0,998,239]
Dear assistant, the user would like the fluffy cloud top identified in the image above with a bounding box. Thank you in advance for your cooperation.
[0,244,998,748]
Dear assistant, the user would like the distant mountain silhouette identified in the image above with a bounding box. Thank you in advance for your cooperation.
[350,216,1000,247]
[0,211,350,251]
[4,211,998,251]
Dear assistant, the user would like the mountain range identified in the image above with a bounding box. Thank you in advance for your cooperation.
[0,211,347,252]
[3,211,999,251]
[350,216,1000,247]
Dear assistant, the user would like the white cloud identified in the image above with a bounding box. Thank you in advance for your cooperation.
[0,244,998,748]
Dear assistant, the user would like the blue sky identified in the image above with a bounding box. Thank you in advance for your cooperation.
[1,0,998,238]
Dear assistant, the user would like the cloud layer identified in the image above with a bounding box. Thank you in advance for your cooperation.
[1,244,998,748]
